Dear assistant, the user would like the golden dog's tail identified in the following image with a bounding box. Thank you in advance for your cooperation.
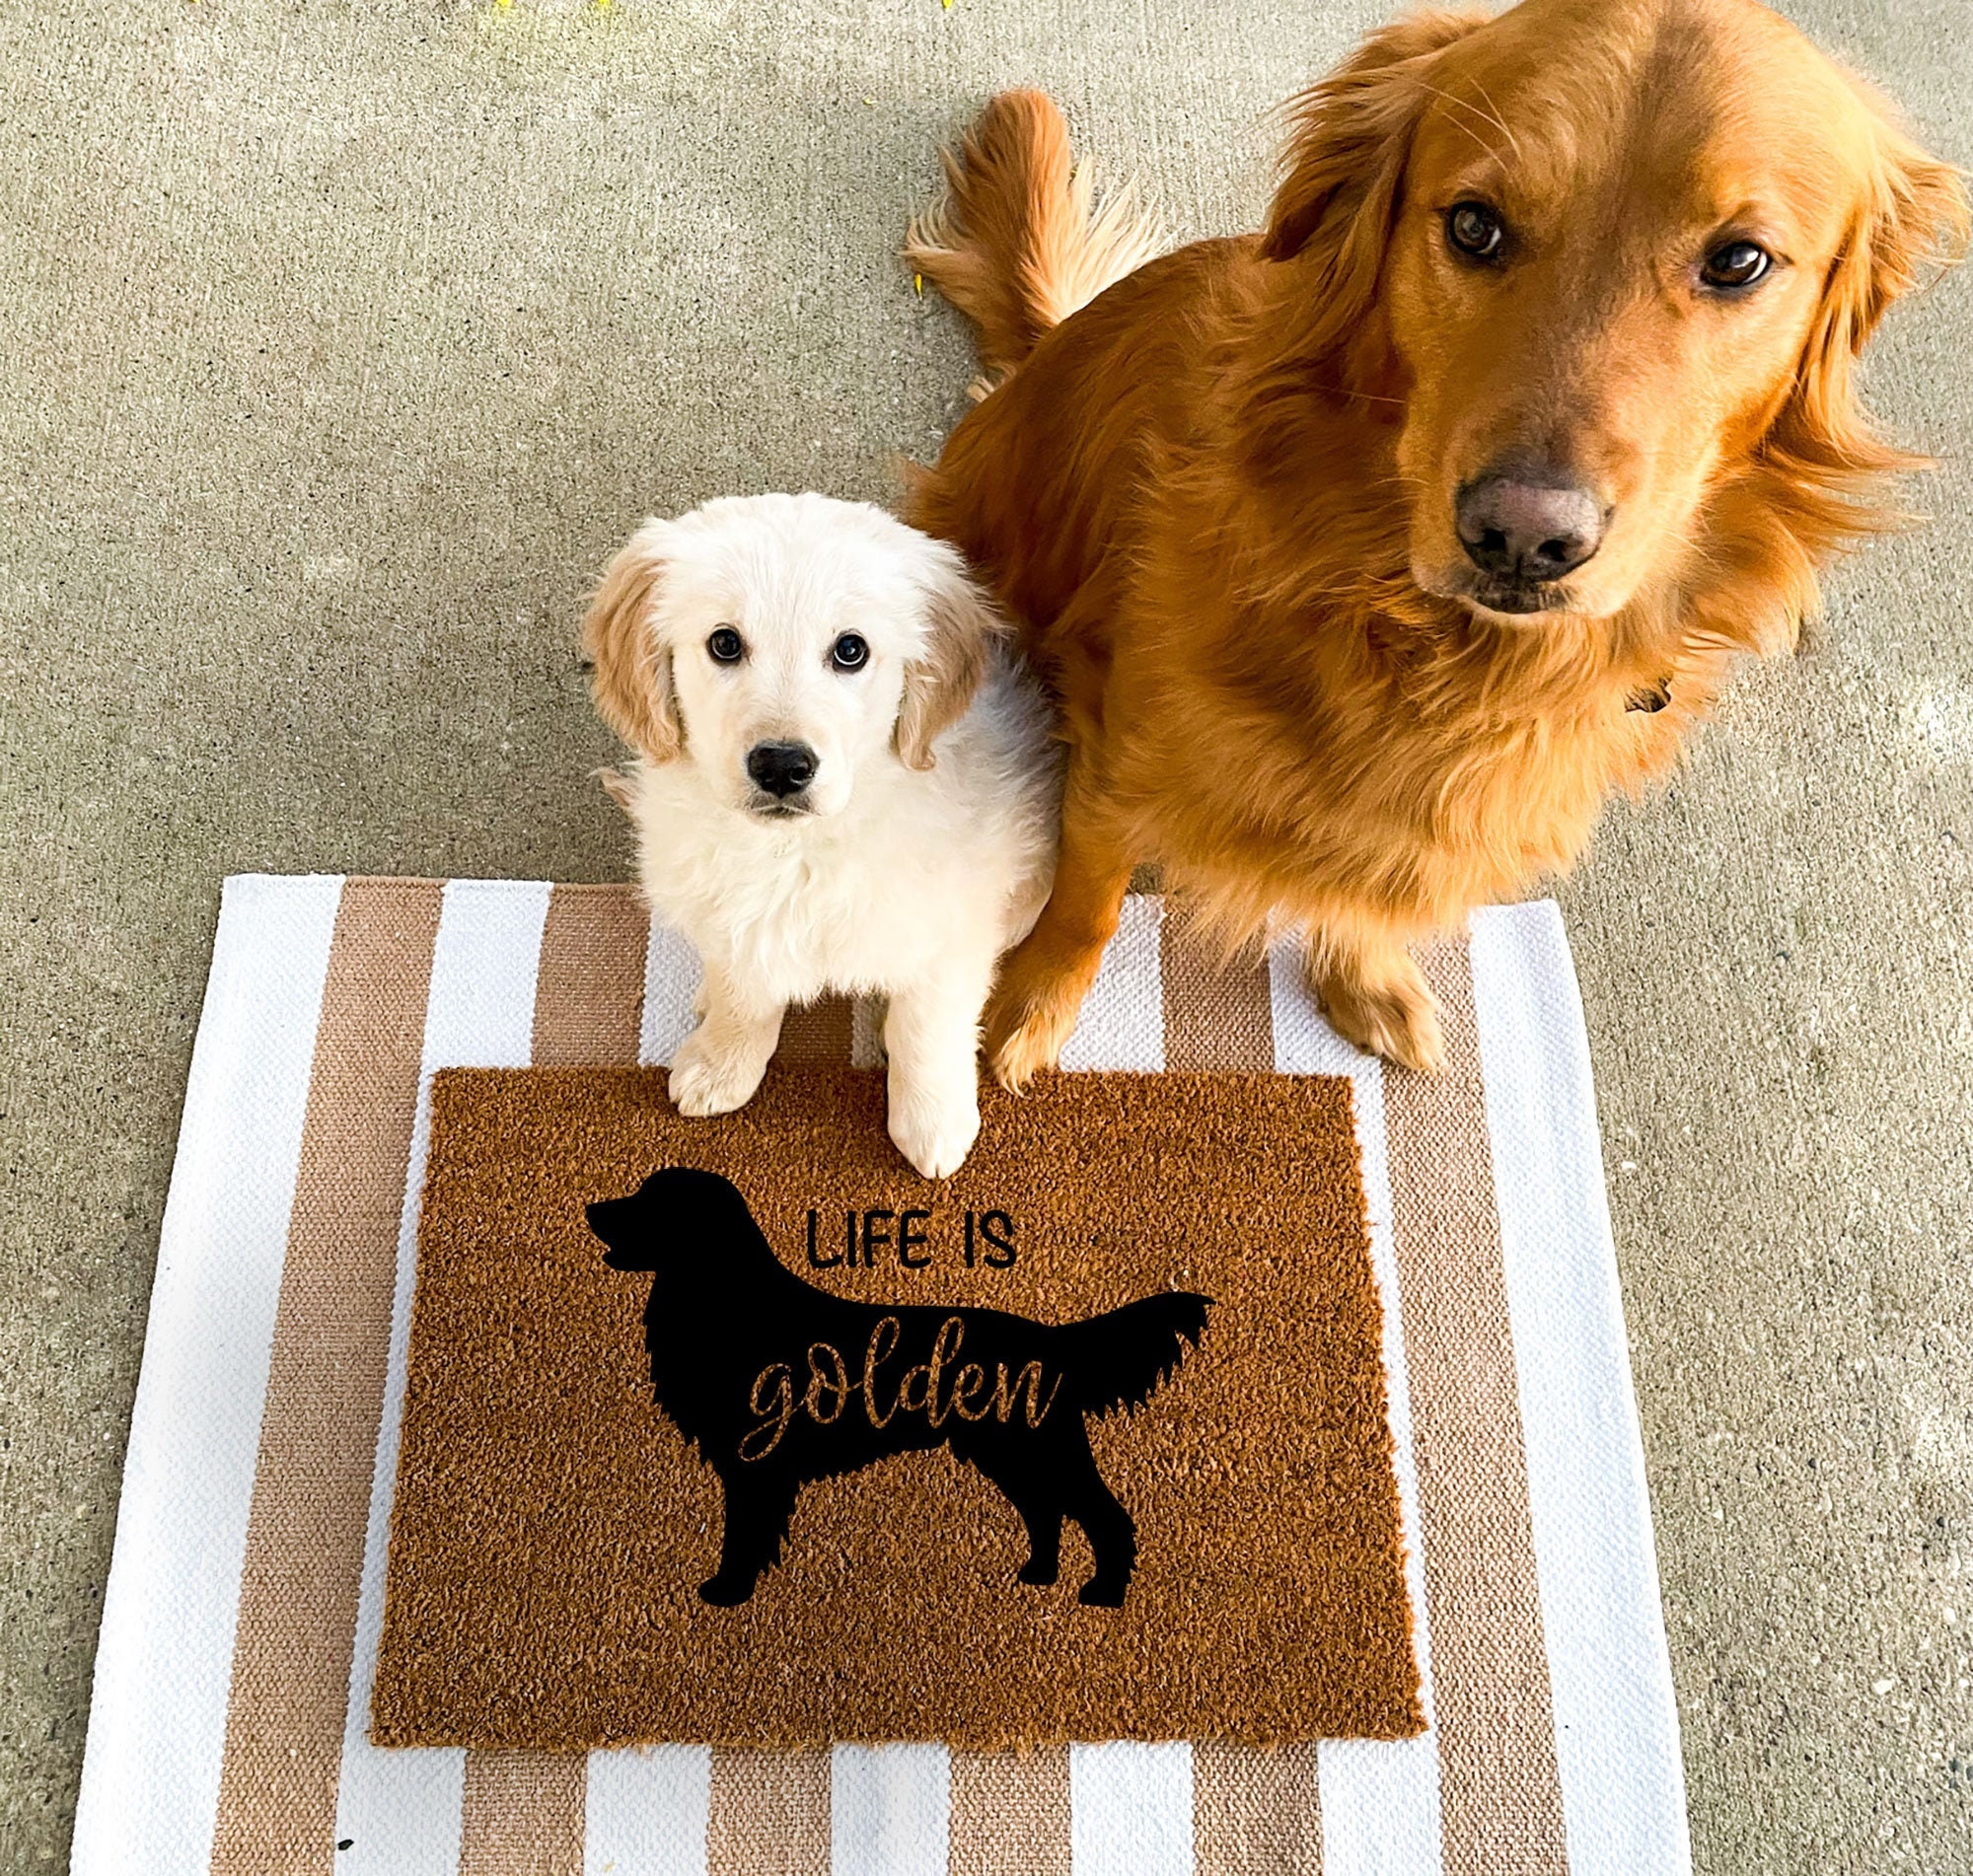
[906,91,1161,387]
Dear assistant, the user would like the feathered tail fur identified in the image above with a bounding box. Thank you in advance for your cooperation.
[906,90,1162,390]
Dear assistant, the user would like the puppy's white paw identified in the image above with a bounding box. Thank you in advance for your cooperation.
[888,1090,981,1180]
[669,1026,769,1117]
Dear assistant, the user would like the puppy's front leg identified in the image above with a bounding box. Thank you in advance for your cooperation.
[883,960,992,1179]
[669,963,786,1117]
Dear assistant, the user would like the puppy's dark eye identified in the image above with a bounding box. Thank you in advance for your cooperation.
[829,633,869,673]
[1446,200,1505,260]
[1701,240,1772,291]
[707,627,744,664]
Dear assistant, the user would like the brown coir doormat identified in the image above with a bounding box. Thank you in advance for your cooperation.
[370,1062,1420,1750]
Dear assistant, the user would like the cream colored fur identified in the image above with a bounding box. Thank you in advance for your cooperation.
[587,493,1060,1177]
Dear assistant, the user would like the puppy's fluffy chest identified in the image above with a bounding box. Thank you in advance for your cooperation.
[638,788,964,994]
[621,674,1057,1004]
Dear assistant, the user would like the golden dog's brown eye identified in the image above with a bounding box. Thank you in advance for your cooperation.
[707,627,744,664]
[830,633,869,672]
[1701,240,1771,290]
[1446,201,1505,260]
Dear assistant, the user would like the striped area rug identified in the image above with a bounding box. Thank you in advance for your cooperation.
[72,876,1690,1876]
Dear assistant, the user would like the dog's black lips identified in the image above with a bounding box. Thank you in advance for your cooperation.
[1468,576,1568,616]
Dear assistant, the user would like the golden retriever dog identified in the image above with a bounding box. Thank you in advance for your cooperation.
[905,0,1965,1079]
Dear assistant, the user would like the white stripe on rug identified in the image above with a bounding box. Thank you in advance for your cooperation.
[640,915,703,1067]
[1057,898,1192,1872]
[70,874,344,1876]
[1071,1742,1195,1875]
[585,1747,712,1876]
[612,904,851,1873]
[1470,902,1692,1875]
[332,878,552,1873]
[562,909,723,1868]
[1268,944,1447,1876]
[831,1745,951,1876]
[1059,895,1166,1073]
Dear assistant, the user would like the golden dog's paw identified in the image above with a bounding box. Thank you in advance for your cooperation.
[668,1026,770,1117]
[984,995,1078,1092]
[985,928,1111,1091]
[1316,960,1445,1075]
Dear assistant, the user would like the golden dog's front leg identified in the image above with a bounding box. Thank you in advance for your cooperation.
[1306,910,1445,1075]
[984,776,1135,1091]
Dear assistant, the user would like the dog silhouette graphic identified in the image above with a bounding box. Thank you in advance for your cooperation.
[589,1167,1211,1607]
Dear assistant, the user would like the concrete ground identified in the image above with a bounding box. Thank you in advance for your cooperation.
[2,0,1968,1867]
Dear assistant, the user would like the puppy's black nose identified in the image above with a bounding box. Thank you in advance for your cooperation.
[1456,471,1605,582]
[745,741,818,799]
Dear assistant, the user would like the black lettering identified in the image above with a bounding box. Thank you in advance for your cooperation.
[805,1209,841,1268]
[983,1209,1016,1267]
[900,1209,932,1267]
[861,1209,895,1265]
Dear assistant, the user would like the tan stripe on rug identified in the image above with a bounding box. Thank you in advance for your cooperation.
[948,1745,1071,1876]
[458,1749,587,1876]
[781,991,854,1063]
[531,884,648,1067]
[699,991,849,1871]
[1161,922,1324,1876]
[707,1747,831,1876]
[456,886,650,1872]
[1385,939,1569,1875]
[209,877,444,1875]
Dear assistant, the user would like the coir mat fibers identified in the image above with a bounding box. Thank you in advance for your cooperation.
[369,1062,1421,1750]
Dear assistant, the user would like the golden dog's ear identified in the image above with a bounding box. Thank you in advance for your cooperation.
[1849,108,1967,349]
[896,549,1009,772]
[1260,9,1488,336]
[583,521,683,763]
[1767,100,1967,535]
[1804,109,1966,390]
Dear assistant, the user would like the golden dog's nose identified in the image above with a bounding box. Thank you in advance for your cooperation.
[1456,471,1605,583]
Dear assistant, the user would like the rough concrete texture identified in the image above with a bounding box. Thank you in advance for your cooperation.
[1,0,1968,1868]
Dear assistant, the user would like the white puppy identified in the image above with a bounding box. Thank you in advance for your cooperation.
[584,492,1060,1177]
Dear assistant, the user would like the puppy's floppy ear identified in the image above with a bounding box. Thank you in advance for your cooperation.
[1260,10,1487,355]
[583,520,683,763]
[896,547,1009,772]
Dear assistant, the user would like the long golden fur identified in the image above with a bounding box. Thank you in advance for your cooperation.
[905,0,1965,1077]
